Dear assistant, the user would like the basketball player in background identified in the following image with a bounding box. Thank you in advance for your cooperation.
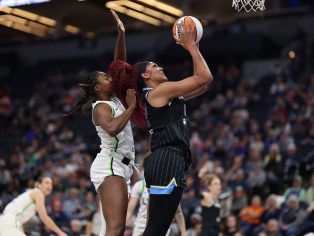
[68,11,136,236]
[110,19,213,236]
[0,176,67,236]
[126,154,187,236]
[200,174,222,236]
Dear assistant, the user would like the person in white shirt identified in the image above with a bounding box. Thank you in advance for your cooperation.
[0,176,67,236]
[68,11,136,236]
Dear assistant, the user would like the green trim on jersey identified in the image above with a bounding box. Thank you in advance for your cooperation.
[15,199,34,230]
[140,179,145,197]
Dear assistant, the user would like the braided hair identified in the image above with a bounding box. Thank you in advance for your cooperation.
[66,71,99,116]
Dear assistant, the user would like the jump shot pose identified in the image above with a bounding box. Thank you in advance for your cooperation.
[110,19,213,236]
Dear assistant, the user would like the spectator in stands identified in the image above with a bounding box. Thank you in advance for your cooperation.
[69,219,84,236]
[231,185,248,215]
[253,194,281,235]
[223,214,242,236]
[239,195,264,235]
[295,202,314,236]
[270,74,286,98]
[283,175,307,203]
[283,143,300,185]
[278,195,307,236]
[258,219,282,236]
[186,214,202,236]
[247,161,266,197]
[50,199,69,228]
[264,144,282,194]
[63,188,82,219]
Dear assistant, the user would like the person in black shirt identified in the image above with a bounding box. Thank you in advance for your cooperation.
[110,21,213,236]
[200,174,222,236]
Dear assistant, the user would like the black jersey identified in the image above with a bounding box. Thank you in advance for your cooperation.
[143,89,191,192]
[143,89,190,151]
[200,202,221,236]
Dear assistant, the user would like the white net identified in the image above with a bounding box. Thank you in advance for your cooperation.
[232,0,265,12]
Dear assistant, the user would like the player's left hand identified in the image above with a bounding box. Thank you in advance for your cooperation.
[111,10,125,34]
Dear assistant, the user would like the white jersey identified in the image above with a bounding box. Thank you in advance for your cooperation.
[92,97,135,161]
[132,180,149,230]
[2,189,36,225]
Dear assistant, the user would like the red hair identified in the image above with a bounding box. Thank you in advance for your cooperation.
[109,60,147,129]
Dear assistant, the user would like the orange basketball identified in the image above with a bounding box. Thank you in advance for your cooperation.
[172,16,203,43]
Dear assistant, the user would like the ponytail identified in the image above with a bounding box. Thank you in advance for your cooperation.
[109,60,148,129]
[64,71,99,116]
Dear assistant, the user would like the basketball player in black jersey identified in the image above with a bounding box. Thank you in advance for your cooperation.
[110,20,213,236]
[200,174,222,236]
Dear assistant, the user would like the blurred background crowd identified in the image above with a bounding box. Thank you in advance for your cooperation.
[1,3,314,236]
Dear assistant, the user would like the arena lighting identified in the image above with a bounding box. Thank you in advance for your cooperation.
[0,14,52,33]
[117,1,176,23]
[0,6,80,34]
[106,1,161,26]
[0,0,50,7]
[137,0,183,17]
[0,18,46,36]
[64,25,80,34]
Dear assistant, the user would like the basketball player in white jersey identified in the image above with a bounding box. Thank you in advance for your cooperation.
[0,176,67,236]
[68,11,136,236]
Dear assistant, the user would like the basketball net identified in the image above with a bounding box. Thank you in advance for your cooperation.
[232,0,265,12]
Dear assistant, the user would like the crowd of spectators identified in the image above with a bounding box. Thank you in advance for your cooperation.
[0,32,314,236]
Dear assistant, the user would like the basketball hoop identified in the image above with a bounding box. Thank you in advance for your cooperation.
[232,0,265,12]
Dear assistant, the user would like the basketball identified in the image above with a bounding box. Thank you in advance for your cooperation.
[172,16,203,43]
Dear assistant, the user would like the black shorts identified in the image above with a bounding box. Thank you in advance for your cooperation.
[144,146,191,195]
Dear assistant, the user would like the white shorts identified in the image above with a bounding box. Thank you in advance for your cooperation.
[0,214,25,236]
[90,149,133,193]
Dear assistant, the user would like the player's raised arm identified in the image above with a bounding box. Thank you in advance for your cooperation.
[111,10,126,61]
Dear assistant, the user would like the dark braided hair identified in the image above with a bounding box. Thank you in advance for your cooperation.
[65,71,99,116]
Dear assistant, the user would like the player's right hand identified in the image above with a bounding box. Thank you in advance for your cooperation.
[173,19,197,50]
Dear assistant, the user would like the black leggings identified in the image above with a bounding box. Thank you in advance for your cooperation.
[143,187,183,236]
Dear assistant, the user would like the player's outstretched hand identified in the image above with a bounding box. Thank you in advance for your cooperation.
[111,10,125,34]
